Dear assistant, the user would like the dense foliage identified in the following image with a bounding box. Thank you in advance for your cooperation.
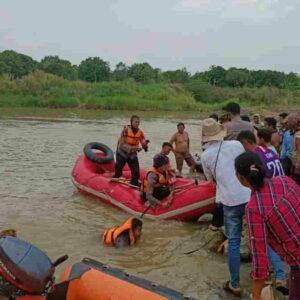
[0,49,300,110]
[1,50,299,89]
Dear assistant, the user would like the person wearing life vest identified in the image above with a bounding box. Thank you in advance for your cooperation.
[102,217,143,247]
[114,115,149,186]
[141,154,171,207]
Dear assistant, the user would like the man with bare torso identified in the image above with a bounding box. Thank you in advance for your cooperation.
[170,122,195,174]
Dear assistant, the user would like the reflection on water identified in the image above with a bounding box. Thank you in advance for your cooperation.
[0,108,251,299]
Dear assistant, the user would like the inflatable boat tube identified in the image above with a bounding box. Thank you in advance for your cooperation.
[83,142,114,164]
[55,257,197,300]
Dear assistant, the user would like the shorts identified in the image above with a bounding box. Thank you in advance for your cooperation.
[175,151,195,171]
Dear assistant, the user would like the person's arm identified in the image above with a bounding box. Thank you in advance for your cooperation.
[245,205,269,299]
[292,135,300,174]
[186,132,190,150]
[285,131,293,160]
[169,133,176,146]
[201,153,214,182]
[119,128,131,154]
[280,132,287,159]
[145,173,160,206]
[139,131,149,151]
[271,133,281,153]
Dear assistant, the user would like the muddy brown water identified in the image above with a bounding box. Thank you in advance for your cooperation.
[0,108,252,299]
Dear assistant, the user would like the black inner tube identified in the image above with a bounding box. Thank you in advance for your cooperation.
[83,142,114,164]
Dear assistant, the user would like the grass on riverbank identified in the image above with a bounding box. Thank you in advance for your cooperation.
[0,71,197,111]
[1,71,300,112]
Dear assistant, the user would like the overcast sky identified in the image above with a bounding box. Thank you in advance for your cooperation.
[0,0,299,73]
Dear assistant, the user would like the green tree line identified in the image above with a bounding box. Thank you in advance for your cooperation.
[1,50,299,89]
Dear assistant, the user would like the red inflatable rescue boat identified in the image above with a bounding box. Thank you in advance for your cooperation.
[71,143,216,221]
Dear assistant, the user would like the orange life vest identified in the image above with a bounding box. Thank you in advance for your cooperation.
[118,125,144,147]
[102,217,137,246]
[141,168,168,193]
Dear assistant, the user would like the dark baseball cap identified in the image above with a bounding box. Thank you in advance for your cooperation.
[222,102,240,114]
[153,154,168,168]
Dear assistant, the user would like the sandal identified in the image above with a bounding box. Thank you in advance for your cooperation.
[276,280,289,296]
[223,280,242,297]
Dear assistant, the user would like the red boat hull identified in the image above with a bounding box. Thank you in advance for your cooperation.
[72,155,216,221]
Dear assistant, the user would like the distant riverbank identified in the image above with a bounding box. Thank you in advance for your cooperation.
[1,71,300,113]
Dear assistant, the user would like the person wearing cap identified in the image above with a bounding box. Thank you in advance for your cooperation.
[140,154,171,207]
[201,118,251,296]
[222,102,254,140]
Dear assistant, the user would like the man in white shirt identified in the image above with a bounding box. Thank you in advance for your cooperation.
[201,118,250,296]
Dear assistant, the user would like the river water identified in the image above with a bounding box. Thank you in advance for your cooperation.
[0,108,251,299]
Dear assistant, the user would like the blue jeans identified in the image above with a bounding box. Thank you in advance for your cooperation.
[223,203,247,289]
[268,246,285,280]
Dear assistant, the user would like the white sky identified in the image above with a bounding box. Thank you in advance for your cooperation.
[0,0,299,73]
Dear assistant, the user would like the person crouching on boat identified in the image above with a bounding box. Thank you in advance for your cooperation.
[103,217,143,247]
[141,154,172,208]
[114,115,149,187]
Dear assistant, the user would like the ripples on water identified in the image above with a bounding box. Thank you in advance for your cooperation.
[0,109,251,299]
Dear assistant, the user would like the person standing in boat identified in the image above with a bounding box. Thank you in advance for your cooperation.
[141,154,171,208]
[170,122,195,175]
[114,115,149,187]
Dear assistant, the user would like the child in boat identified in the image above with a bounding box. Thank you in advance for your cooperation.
[102,217,143,248]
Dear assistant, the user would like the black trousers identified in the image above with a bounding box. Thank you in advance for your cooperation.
[141,186,170,201]
[153,186,170,200]
[280,157,292,176]
[114,153,140,186]
[211,203,224,227]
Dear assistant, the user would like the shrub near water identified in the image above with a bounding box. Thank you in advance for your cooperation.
[0,71,197,110]
[1,71,300,111]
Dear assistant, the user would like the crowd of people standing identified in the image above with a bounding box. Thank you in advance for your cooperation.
[201,103,300,300]
[112,103,300,300]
